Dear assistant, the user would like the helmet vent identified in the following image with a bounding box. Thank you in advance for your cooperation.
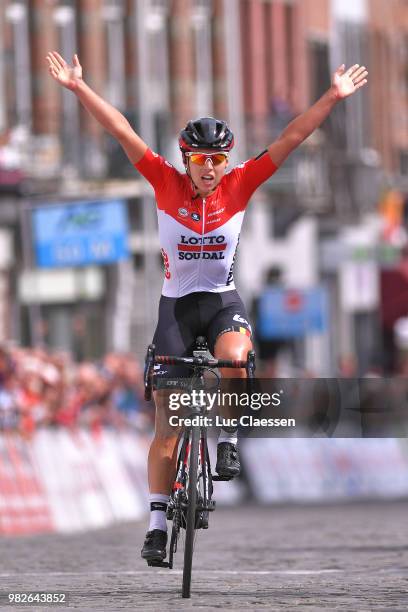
[179,116,234,153]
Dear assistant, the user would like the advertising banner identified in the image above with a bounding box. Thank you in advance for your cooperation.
[257,287,328,339]
[241,438,408,503]
[32,199,130,268]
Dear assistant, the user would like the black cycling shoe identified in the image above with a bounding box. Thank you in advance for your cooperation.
[141,529,167,561]
[215,442,241,477]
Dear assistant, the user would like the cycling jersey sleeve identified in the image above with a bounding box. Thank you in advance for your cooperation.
[230,150,278,208]
[134,148,178,192]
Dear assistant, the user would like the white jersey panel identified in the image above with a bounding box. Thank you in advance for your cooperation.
[158,208,245,298]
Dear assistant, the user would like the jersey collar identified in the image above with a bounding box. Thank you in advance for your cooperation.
[188,175,222,202]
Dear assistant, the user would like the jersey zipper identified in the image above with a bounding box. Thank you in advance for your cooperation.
[197,198,206,290]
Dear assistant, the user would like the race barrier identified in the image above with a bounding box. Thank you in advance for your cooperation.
[1,431,408,536]
[0,434,53,535]
[0,430,243,536]
[0,429,150,536]
[241,438,408,503]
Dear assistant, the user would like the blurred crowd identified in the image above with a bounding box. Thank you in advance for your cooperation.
[0,344,153,435]
[2,340,407,438]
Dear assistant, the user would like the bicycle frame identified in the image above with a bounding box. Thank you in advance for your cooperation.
[143,336,255,598]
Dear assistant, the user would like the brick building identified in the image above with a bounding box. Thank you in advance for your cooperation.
[1,0,405,176]
[0,0,406,368]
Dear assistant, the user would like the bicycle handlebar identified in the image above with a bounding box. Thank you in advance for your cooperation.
[144,344,255,401]
[154,355,248,368]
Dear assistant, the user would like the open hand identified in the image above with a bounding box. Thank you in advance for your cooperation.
[46,51,82,90]
[332,64,368,99]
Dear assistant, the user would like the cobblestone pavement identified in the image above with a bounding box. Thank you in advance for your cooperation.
[0,501,407,611]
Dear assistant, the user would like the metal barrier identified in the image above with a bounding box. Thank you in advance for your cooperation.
[1,431,407,536]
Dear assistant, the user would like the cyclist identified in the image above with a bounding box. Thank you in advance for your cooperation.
[46,51,368,563]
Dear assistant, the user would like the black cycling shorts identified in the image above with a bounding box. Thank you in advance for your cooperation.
[152,290,252,378]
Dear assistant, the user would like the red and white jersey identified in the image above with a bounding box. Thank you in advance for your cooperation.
[135,148,278,298]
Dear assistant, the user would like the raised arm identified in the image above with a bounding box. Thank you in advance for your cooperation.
[46,51,147,165]
[268,64,368,167]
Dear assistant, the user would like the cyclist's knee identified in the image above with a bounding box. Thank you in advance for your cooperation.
[214,331,252,359]
[214,331,252,377]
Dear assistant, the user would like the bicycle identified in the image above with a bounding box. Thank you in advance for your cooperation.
[144,336,255,598]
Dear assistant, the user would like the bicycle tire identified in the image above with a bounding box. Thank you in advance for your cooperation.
[168,524,177,569]
[200,428,211,529]
[182,425,200,598]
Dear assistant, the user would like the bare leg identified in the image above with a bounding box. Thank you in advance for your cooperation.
[214,331,252,420]
[148,389,182,494]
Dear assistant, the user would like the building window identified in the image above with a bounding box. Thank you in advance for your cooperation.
[127,198,144,231]
[309,40,330,102]
[133,253,145,270]
[308,40,330,134]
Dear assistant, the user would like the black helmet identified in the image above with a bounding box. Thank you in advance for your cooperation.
[179,117,234,154]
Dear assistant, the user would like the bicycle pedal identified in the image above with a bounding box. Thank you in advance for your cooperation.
[147,560,170,568]
[212,474,233,481]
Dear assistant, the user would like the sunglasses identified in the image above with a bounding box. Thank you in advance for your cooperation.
[185,152,229,166]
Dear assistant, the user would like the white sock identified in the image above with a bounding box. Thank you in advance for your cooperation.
[218,428,238,446]
[149,493,169,532]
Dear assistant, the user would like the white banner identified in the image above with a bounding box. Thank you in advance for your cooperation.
[2,431,407,536]
[241,438,408,503]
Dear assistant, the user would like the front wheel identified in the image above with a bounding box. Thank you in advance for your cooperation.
[182,426,200,598]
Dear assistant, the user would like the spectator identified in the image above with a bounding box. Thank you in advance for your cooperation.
[0,345,152,434]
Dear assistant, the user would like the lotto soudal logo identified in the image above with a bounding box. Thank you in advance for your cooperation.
[178,235,226,260]
[178,208,188,217]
